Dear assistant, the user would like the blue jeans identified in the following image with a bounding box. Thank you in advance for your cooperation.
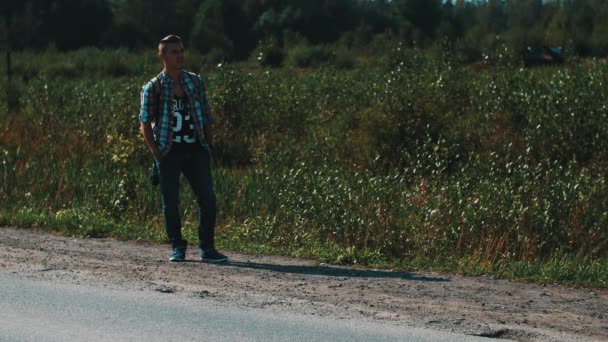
[158,149,216,251]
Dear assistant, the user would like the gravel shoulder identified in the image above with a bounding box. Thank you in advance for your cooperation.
[1,227,606,341]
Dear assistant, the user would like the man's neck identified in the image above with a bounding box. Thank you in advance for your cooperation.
[163,67,181,81]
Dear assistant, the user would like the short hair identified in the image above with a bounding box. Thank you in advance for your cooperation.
[158,35,183,54]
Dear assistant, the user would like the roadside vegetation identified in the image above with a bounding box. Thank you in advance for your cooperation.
[1,47,607,288]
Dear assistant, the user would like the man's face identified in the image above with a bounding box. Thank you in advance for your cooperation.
[160,42,185,70]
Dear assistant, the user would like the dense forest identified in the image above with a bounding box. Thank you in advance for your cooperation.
[2,0,608,64]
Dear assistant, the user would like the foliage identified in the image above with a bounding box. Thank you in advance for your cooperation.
[253,38,285,68]
[1,48,608,287]
[285,45,337,68]
[189,0,256,60]
[6,0,608,63]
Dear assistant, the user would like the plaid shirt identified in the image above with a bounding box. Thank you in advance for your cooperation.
[139,69,212,156]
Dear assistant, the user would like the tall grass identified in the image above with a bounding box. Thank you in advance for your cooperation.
[1,48,607,286]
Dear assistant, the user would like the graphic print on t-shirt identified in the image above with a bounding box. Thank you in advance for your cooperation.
[172,95,196,144]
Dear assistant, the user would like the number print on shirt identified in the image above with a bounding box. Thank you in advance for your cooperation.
[172,112,196,143]
[172,97,196,144]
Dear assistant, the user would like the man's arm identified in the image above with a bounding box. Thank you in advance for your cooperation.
[140,80,161,160]
[141,122,162,160]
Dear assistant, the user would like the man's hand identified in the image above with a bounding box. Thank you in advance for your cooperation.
[141,122,162,160]
[152,148,163,161]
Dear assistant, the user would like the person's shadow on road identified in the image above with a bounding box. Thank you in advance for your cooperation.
[219,261,449,282]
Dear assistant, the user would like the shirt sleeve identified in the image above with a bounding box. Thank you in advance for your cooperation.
[139,81,157,123]
[197,75,213,124]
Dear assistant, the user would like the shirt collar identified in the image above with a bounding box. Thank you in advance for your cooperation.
[159,69,185,83]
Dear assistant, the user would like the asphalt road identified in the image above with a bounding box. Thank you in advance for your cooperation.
[0,273,494,342]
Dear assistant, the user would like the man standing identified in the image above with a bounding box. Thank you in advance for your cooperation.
[139,34,227,263]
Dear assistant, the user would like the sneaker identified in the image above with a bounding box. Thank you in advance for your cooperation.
[200,249,228,263]
[169,247,187,262]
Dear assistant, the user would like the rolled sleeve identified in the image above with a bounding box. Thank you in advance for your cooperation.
[139,82,156,123]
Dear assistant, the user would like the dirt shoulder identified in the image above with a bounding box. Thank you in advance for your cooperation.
[1,227,606,341]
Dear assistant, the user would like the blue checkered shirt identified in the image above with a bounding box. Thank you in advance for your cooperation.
[139,70,212,156]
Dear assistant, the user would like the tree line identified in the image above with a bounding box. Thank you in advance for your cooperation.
[2,0,608,63]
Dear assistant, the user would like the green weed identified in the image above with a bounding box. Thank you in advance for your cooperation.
[1,48,608,287]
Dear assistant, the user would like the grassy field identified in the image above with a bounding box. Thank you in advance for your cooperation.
[1,48,607,287]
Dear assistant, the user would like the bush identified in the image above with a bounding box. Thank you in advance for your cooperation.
[201,48,229,66]
[334,49,356,69]
[2,49,608,272]
[285,45,337,68]
[41,63,81,78]
[256,47,285,68]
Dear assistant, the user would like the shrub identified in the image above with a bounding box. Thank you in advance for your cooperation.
[41,63,81,78]
[334,49,356,69]
[256,47,284,68]
[2,49,608,272]
[285,45,336,68]
[202,48,229,66]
